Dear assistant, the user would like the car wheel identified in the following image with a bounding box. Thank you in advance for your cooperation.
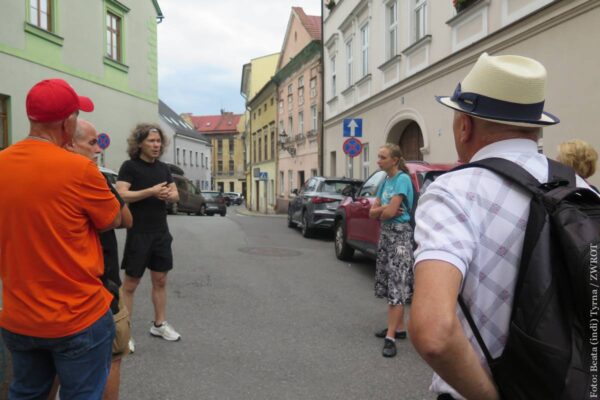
[301,211,313,238]
[172,203,179,215]
[335,220,354,261]
[287,210,296,228]
[197,204,206,216]
[220,210,226,217]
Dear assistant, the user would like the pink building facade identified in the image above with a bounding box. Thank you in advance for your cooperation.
[274,7,322,212]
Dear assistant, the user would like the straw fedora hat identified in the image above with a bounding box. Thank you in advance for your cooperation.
[436,52,559,127]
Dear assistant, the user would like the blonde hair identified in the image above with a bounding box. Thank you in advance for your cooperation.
[380,143,409,174]
[557,139,598,179]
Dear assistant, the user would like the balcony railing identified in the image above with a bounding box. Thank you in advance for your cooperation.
[295,133,305,142]
[306,129,318,138]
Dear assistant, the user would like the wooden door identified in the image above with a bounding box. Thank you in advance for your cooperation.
[399,122,424,161]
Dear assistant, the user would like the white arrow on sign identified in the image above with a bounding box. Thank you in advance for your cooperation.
[348,119,359,137]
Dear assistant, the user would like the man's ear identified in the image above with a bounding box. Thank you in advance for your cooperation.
[458,113,474,143]
[64,141,75,151]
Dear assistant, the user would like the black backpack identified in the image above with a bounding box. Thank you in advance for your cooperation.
[454,157,600,400]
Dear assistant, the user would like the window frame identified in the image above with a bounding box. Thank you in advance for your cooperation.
[0,95,9,150]
[330,56,337,97]
[29,0,52,31]
[386,0,398,60]
[345,39,353,88]
[104,0,130,70]
[414,0,427,42]
[360,23,369,77]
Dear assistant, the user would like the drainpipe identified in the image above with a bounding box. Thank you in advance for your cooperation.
[319,2,325,176]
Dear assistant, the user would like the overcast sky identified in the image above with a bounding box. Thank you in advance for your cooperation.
[157,0,321,117]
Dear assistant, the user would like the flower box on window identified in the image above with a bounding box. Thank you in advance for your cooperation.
[453,0,476,12]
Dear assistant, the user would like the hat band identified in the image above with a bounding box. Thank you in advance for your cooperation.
[451,83,545,121]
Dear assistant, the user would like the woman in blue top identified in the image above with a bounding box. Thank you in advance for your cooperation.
[369,143,414,358]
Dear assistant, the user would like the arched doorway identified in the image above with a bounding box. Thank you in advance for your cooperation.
[387,120,424,161]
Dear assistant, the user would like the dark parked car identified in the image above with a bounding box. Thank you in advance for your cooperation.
[202,191,227,216]
[167,174,206,215]
[334,162,458,260]
[224,192,244,206]
[287,177,363,237]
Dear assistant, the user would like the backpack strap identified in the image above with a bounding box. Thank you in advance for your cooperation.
[547,158,576,188]
[458,297,495,365]
[451,157,544,197]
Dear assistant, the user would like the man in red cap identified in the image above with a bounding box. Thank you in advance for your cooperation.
[0,79,122,399]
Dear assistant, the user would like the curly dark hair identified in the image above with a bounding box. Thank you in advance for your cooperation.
[126,123,168,159]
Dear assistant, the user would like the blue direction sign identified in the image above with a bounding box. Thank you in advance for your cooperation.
[343,137,363,158]
[343,118,362,137]
[97,133,111,150]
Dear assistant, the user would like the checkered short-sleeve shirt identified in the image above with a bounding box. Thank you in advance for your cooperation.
[413,138,591,398]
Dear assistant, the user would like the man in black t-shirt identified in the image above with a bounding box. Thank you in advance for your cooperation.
[116,123,181,352]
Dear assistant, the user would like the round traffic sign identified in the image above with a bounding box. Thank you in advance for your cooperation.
[343,137,363,158]
[97,133,111,150]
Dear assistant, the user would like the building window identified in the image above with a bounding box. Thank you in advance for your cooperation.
[106,12,122,61]
[297,170,305,189]
[288,116,294,137]
[229,138,234,154]
[258,138,262,162]
[195,152,198,167]
[311,105,317,131]
[217,139,223,155]
[279,100,284,114]
[414,0,427,41]
[330,56,337,97]
[287,93,293,111]
[288,170,293,193]
[229,160,234,176]
[346,39,353,87]
[298,111,304,135]
[0,95,8,149]
[360,24,369,77]
[288,83,293,94]
[189,151,192,166]
[280,171,285,195]
[201,152,204,167]
[263,133,268,161]
[270,127,275,160]
[310,77,317,98]
[183,149,187,166]
[386,0,398,60]
[176,148,180,165]
[311,169,318,177]
[29,0,52,31]
[205,156,208,168]
[217,160,223,173]
[362,143,370,179]
[298,76,304,106]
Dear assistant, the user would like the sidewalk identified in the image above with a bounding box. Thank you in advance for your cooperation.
[234,206,286,218]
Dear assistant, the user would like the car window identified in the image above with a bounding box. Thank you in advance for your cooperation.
[175,179,186,191]
[187,182,198,195]
[320,181,360,194]
[358,171,386,198]
[303,179,318,193]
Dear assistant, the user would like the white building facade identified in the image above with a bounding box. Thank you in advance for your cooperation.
[323,0,600,187]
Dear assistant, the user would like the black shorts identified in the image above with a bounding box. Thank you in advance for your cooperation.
[121,230,173,278]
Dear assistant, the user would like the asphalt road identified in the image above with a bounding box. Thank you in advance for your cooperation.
[117,207,435,400]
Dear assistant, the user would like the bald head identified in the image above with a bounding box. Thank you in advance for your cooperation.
[67,119,101,161]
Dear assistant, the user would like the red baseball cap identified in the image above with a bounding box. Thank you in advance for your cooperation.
[26,79,94,122]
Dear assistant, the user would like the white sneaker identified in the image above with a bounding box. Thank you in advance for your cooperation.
[128,338,135,354]
[149,321,181,341]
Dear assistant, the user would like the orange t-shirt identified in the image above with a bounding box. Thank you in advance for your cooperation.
[0,139,119,337]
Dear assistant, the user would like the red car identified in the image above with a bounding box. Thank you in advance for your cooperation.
[333,161,457,261]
